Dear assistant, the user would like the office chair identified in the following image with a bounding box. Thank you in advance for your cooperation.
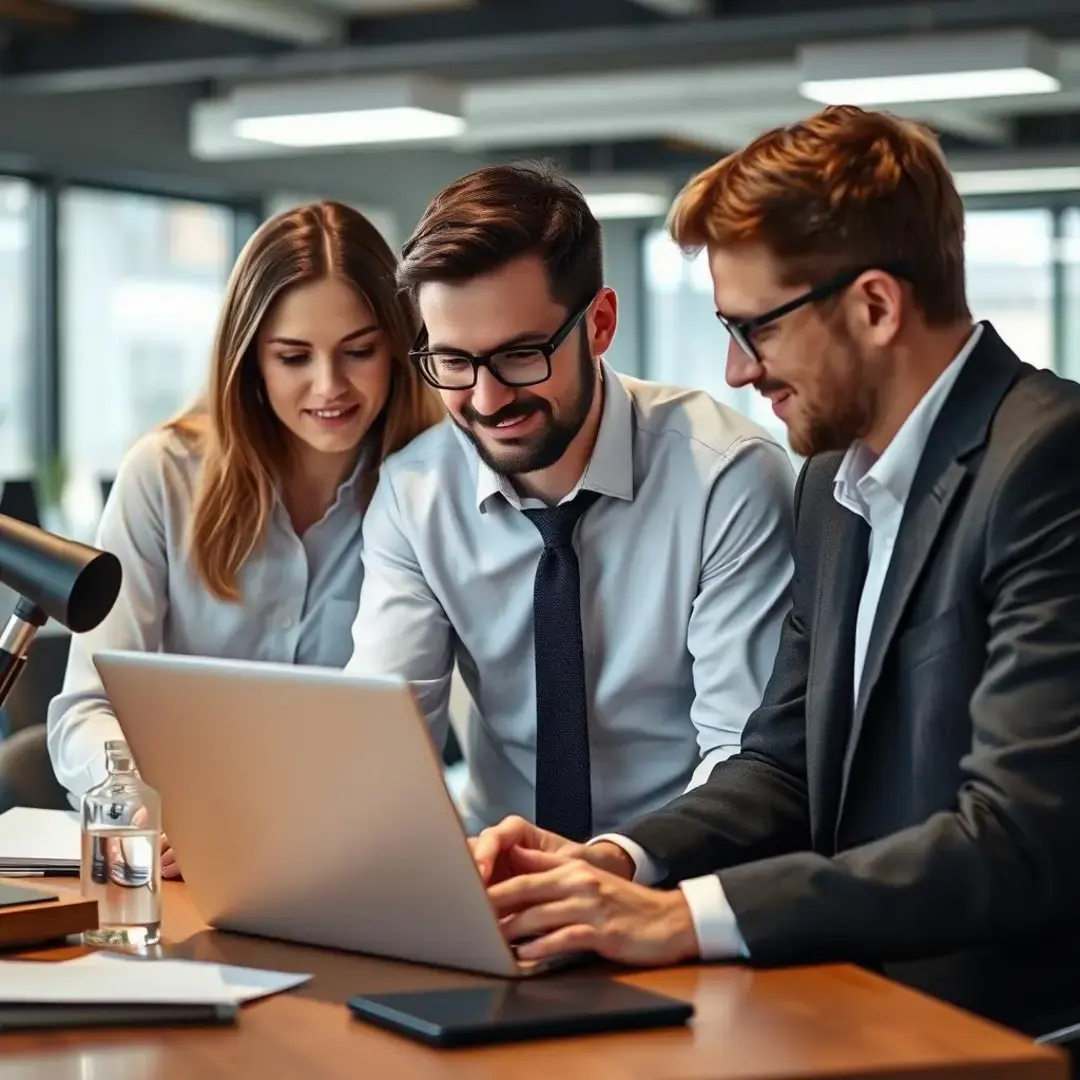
[0,725,68,813]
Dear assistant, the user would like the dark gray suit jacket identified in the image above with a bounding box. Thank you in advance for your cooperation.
[621,324,1080,1034]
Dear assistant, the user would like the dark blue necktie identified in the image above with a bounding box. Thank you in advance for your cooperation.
[524,489,600,842]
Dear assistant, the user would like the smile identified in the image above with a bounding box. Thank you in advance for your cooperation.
[305,404,360,422]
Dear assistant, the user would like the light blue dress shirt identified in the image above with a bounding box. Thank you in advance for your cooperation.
[346,363,796,834]
[611,325,985,959]
[47,427,367,794]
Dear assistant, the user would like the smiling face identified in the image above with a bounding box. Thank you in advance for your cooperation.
[256,275,392,463]
[417,254,613,478]
[710,243,879,457]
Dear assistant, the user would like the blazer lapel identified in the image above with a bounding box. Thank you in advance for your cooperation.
[806,502,869,849]
[836,324,1027,818]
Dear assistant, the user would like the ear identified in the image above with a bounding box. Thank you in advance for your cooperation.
[849,270,904,347]
[588,287,618,356]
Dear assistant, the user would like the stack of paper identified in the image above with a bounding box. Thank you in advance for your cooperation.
[65,953,313,1004]
[0,807,81,875]
[0,956,238,1030]
[0,954,313,1030]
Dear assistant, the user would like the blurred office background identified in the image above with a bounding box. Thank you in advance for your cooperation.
[0,0,1077,536]
[1,0,1080,743]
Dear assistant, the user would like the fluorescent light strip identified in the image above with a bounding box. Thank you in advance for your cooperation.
[585,192,670,219]
[800,67,1060,105]
[235,107,465,147]
[954,166,1080,196]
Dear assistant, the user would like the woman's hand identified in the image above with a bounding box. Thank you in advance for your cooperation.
[160,832,182,880]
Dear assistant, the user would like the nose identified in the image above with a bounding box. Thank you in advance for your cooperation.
[725,337,763,389]
[469,366,515,418]
[311,356,349,400]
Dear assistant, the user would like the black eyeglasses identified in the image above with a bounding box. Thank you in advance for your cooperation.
[717,262,913,363]
[410,300,592,391]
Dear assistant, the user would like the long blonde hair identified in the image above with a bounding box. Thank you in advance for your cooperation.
[168,201,442,601]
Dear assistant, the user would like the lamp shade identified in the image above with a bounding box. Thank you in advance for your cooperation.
[0,514,122,633]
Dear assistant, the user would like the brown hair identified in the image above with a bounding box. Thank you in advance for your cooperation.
[396,162,603,308]
[668,105,969,326]
[167,201,442,601]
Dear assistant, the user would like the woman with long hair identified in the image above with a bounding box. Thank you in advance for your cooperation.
[47,201,442,873]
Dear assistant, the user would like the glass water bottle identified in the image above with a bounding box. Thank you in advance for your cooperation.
[80,739,162,947]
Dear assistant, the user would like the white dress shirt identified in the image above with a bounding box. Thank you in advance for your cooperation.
[346,362,796,835]
[606,325,984,959]
[48,427,369,794]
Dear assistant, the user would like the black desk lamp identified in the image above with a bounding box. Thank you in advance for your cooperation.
[0,513,121,710]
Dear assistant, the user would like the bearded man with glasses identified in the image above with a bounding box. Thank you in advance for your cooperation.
[345,162,795,840]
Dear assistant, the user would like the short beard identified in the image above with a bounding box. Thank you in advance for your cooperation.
[788,337,876,457]
[454,332,597,477]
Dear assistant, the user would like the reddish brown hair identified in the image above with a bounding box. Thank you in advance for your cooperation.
[668,105,970,326]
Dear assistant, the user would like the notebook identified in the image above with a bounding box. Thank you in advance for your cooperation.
[0,807,81,875]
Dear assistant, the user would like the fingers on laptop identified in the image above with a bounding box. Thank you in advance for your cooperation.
[471,816,571,883]
[489,861,698,967]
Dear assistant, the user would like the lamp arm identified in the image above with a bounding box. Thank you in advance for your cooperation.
[0,596,46,712]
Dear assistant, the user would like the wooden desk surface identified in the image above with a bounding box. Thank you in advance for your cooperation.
[0,879,1065,1080]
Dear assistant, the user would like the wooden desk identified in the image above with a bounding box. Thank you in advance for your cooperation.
[0,880,1066,1080]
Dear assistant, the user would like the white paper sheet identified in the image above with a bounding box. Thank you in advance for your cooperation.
[0,807,81,871]
[0,958,233,1005]
[66,952,312,1004]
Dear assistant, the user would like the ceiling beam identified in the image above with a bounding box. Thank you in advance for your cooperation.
[131,0,342,44]
[3,0,1080,94]
[624,0,707,14]
[919,107,1012,146]
[316,0,477,10]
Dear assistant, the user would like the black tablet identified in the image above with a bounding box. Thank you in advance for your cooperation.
[347,977,694,1048]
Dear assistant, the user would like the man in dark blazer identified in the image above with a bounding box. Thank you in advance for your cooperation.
[470,105,1080,1042]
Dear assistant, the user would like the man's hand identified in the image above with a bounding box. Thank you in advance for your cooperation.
[469,816,582,884]
[469,816,635,884]
[488,850,700,967]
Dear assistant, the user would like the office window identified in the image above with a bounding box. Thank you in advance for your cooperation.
[1061,209,1080,385]
[645,208,1059,438]
[0,179,36,479]
[965,209,1054,371]
[642,228,788,449]
[59,189,234,535]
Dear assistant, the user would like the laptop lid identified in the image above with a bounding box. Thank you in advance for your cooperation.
[92,651,526,978]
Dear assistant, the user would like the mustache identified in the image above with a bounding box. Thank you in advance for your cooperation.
[460,397,550,428]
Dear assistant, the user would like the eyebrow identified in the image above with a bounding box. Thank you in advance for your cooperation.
[268,324,379,348]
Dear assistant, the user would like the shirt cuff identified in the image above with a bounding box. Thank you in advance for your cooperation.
[588,834,667,886]
[678,874,750,961]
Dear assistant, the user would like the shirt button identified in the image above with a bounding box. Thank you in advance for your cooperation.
[282,617,294,629]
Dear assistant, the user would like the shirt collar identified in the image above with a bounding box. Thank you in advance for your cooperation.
[834,322,984,519]
[472,359,635,512]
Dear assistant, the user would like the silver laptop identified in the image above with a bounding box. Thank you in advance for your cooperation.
[92,650,557,978]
